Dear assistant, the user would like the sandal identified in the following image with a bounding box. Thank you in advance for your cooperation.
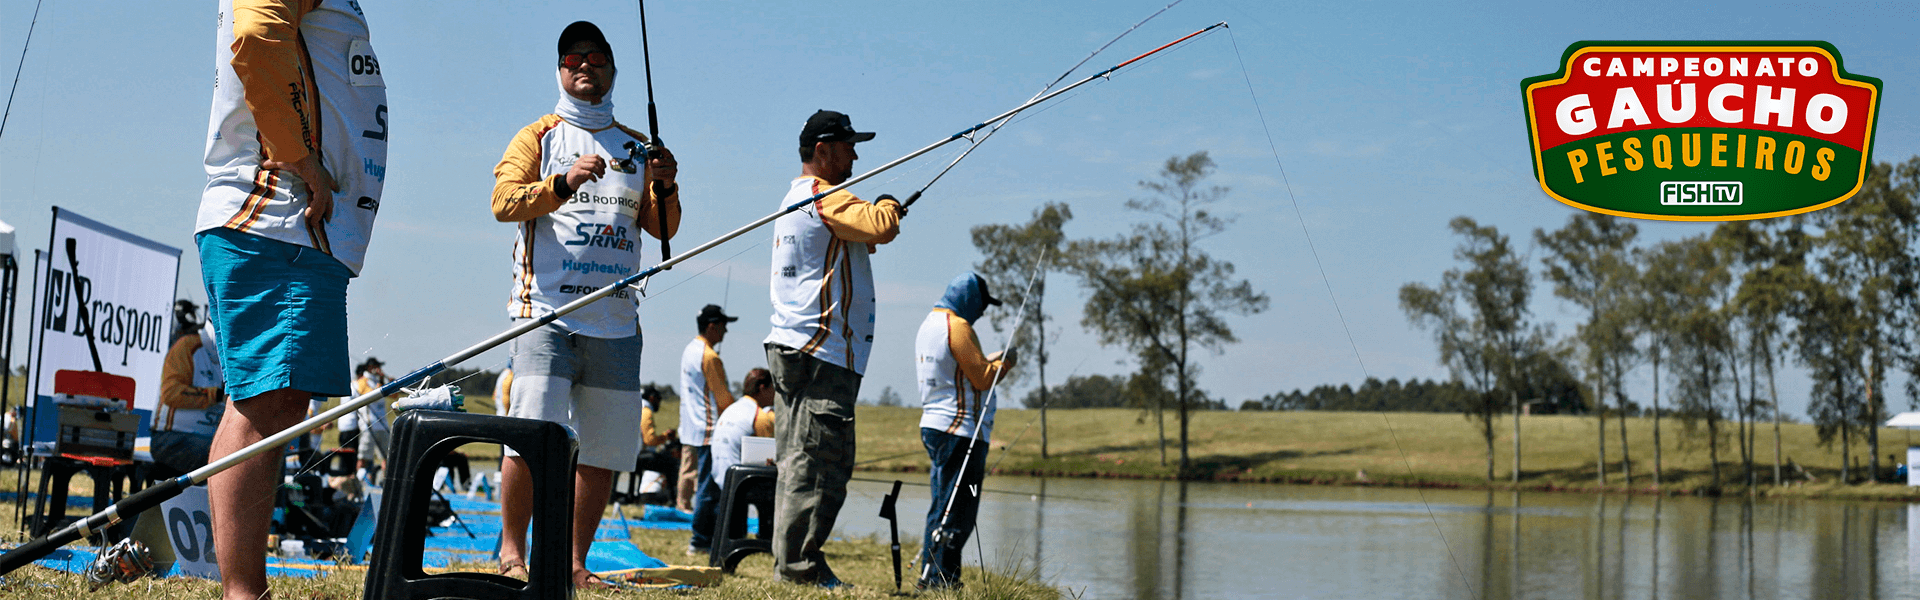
[498,560,529,579]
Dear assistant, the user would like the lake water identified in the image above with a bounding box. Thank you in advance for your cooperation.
[832,476,1919,599]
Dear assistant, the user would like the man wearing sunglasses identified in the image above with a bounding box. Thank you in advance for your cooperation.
[490,20,682,590]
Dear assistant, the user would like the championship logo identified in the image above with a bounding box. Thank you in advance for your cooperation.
[1522,42,1881,221]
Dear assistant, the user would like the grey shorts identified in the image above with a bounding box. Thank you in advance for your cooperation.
[502,322,644,470]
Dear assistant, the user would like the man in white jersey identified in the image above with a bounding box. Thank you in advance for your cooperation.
[490,20,681,590]
[764,109,904,588]
[914,272,1012,590]
[682,304,738,554]
[710,368,775,485]
[195,2,389,597]
[348,357,396,470]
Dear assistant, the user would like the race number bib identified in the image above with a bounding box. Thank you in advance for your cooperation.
[348,39,383,87]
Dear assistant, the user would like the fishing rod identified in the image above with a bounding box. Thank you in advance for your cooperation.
[635,0,671,265]
[899,0,1190,210]
[0,22,1224,575]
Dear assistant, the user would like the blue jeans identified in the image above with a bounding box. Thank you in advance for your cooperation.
[919,427,987,587]
[688,445,717,548]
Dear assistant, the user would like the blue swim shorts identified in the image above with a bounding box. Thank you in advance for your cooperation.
[196,227,353,402]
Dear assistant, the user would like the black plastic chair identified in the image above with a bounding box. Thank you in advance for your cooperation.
[707,463,777,573]
[362,411,576,600]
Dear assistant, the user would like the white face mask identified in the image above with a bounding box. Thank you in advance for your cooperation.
[554,67,615,129]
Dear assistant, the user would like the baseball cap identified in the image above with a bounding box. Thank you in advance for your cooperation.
[557,21,613,60]
[799,110,875,148]
[978,277,1003,307]
[697,304,740,329]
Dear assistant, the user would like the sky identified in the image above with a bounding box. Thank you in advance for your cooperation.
[1,0,1915,423]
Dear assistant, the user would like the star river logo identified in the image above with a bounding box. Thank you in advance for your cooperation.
[1521,42,1881,221]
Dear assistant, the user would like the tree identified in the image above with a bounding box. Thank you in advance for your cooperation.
[1400,217,1538,483]
[1072,152,1269,474]
[1536,213,1640,485]
[972,202,1073,458]
[1021,374,1129,409]
[1806,160,1917,482]
[875,386,905,407]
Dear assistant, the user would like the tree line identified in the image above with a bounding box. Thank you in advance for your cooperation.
[1398,156,1918,488]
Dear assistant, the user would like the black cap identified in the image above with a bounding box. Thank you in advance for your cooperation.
[558,21,613,60]
[357,357,384,375]
[978,277,1003,307]
[800,110,875,148]
[697,304,739,329]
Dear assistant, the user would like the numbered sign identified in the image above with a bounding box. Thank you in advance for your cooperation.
[158,485,220,580]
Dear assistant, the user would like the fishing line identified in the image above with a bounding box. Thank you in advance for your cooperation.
[0,0,46,140]
[898,5,1202,209]
[1226,26,1475,595]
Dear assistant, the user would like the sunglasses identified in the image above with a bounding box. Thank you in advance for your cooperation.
[560,51,612,69]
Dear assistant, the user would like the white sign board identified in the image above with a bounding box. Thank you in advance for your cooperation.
[158,484,221,580]
[27,207,181,413]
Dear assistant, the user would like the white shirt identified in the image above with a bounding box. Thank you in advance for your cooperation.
[709,399,767,484]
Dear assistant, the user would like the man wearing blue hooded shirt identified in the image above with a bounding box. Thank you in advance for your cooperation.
[912,272,1015,590]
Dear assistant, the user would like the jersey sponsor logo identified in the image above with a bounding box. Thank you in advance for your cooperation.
[560,259,633,276]
[559,284,628,299]
[564,222,636,251]
[363,158,385,181]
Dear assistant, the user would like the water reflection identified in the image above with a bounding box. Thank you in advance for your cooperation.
[835,477,1917,599]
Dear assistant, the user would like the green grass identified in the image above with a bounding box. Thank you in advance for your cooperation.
[851,405,1920,500]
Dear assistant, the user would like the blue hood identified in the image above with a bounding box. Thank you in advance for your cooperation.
[934,272,995,324]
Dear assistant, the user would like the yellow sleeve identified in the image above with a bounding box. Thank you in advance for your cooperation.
[231,0,316,164]
[615,126,682,243]
[703,347,735,413]
[491,116,569,222]
[817,187,900,245]
[641,405,668,446]
[753,408,775,438]
[161,336,219,410]
[947,313,1006,392]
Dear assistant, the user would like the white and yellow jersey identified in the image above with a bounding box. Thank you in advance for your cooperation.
[492,114,678,338]
[915,309,1007,440]
[156,328,225,436]
[764,176,900,374]
[198,0,389,275]
[677,336,732,446]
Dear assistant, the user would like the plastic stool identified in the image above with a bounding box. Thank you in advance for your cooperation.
[363,411,577,600]
[707,464,777,572]
[31,454,140,539]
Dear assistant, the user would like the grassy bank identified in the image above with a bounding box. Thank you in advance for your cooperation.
[838,405,1920,501]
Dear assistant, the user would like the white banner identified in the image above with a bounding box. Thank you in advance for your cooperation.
[27,207,182,416]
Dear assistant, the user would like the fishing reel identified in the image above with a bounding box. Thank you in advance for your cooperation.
[620,140,659,173]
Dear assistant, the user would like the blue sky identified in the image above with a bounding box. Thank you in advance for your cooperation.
[2,0,1915,421]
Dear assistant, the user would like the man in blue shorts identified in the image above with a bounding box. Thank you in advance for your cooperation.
[195,2,389,598]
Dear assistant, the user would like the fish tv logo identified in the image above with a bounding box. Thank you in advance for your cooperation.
[1522,42,1881,221]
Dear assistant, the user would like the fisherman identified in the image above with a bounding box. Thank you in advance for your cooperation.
[348,357,397,471]
[153,320,224,475]
[765,109,905,588]
[683,303,738,554]
[489,20,681,590]
[194,1,391,598]
[710,368,776,483]
[914,272,1012,590]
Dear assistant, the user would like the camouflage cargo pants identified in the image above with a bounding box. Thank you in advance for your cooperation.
[765,343,861,583]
